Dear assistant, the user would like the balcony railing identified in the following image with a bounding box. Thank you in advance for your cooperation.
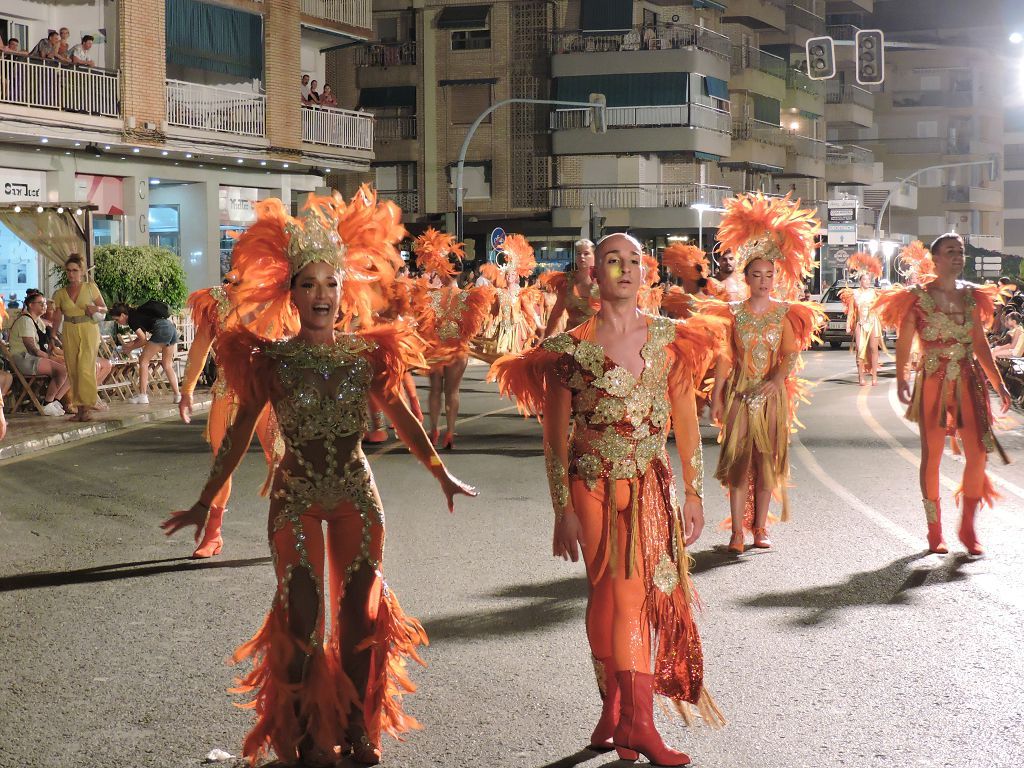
[891,90,974,109]
[300,0,372,30]
[784,132,826,159]
[551,103,731,133]
[945,186,1001,206]
[879,137,947,155]
[826,144,874,165]
[550,24,731,59]
[374,115,417,140]
[302,105,374,151]
[548,183,733,210]
[787,0,826,35]
[0,54,120,117]
[356,41,417,67]
[730,45,786,79]
[377,189,418,212]
[825,24,859,41]
[786,68,823,97]
[826,82,874,109]
[732,118,786,146]
[166,79,265,137]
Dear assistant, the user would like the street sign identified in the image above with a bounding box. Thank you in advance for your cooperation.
[828,200,858,246]
[834,249,850,265]
[490,227,506,250]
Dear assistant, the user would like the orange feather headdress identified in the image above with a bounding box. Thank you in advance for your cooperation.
[413,227,465,280]
[497,233,537,279]
[846,251,882,280]
[897,240,936,285]
[715,192,820,296]
[662,243,710,284]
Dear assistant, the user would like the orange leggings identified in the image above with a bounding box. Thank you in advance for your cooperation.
[573,478,651,674]
[918,376,988,501]
[207,395,274,508]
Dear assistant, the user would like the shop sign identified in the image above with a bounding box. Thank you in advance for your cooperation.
[0,168,46,203]
[220,186,259,224]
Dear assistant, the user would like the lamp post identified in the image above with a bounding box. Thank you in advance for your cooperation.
[689,202,726,257]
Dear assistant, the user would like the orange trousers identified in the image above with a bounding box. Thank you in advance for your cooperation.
[573,478,651,674]
[206,394,275,508]
[918,375,989,503]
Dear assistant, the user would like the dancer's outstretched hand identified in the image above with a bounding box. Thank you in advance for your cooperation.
[440,472,477,513]
[161,503,209,543]
[178,392,194,424]
[682,498,705,546]
[553,511,585,562]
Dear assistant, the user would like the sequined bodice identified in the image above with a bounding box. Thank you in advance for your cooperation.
[565,279,598,326]
[914,286,976,378]
[732,301,786,381]
[853,288,878,325]
[429,287,469,341]
[211,286,233,397]
[543,316,675,488]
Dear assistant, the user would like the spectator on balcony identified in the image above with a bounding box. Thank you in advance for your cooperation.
[320,83,338,107]
[2,38,30,57]
[57,27,71,59]
[301,73,311,103]
[69,35,96,67]
[308,79,321,105]
[30,30,61,61]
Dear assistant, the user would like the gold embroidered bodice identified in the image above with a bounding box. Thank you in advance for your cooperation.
[853,287,879,327]
[429,287,469,341]
[543,316,676,489]
[732,301,787,382]
[913,285,976,380]
[210,286,233,397]
[564,277,599,327]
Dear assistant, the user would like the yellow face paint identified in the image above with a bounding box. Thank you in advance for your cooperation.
[608,264,622,280]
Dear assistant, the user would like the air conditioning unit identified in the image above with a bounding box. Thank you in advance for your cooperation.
[144,121,156,130]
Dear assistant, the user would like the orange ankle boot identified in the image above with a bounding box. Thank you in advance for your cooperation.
[193,505,225,558]
[924,499,947,554]
[958,497,984,556]
[613,671,690,766]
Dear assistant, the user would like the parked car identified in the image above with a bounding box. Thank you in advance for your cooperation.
[816,279,895,349]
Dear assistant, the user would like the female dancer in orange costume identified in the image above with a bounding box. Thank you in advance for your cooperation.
[541,238,598,338]
[706,194,826,553]
[162,189,477,767]
[839,252,885,386]
[413,228,495,449]
[178,271,299,558]
[875,233,1010,556]
[491,233,726,767]
[474,234,541,361]
[661,244,727,320]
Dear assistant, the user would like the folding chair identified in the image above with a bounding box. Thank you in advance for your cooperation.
[0,340,50,415]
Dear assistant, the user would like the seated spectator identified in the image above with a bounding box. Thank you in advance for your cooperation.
[9,291,71,416]
[320,83,338,107]
[30,30,61,61]
[308,79,321,104]
[301,73,311,103]
[68,35,95,66]
[993,312,1024,359]
[110,301,182,405]
[3,38,30,57]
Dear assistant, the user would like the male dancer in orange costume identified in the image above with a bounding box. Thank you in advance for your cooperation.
[178,274,298,558]
[413,227,495,448]
[875,233,1011,556]
[705,194,826,552]
[491,233,726,767]
[163,189,477,766]
[541,238,598,337]
[839,252,885,386]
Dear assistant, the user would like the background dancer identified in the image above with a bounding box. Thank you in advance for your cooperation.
[839,252,885,386]
[541,238,598,337]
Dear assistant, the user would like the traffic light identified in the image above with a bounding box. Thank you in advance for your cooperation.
[805,36,835,80]
[589,92,607,134]
[856,29,885,85]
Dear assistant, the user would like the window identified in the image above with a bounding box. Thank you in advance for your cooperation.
[451,29,490,50]
[449,84,492,124]
[373,162,417,191]
[449,162,492,200]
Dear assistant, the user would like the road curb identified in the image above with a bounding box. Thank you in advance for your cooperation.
[0,394,213,463]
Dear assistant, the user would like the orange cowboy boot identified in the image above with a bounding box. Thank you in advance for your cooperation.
[958,497,984,556]
[924,499,948,554]
[193,505,225,558]
[613,671,690,766]
[589,657,637,759]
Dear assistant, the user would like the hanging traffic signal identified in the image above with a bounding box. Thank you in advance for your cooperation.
[856,29,885,85]
[805,36,835,80]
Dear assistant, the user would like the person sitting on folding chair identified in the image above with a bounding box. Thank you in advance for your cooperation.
[111,301,183,405]
[9,291,71,416]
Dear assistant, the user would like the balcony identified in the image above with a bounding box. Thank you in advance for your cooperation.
[889,90,975,109]
[825,82,874,127]
[356,42,418,68]
[549,183,733,231]
[944,185,1002,211]
[878,137,947,156]
[786,0,825,37]
[0,55,120,126]
[300,0,373,33]
[825,24,860,41]
[721,0,786,31]
[946,137,1001,157]
[782,131,826,178]
[375,116,417,140]
[826,144,876,185]
[549,25,730,80]
[727,118,787,171]
[165,79,265,139]
[550,103,731,156]
[729,46,786,101]
[302,105,374,153]
[784,68,823,116]
[377,189,418,215]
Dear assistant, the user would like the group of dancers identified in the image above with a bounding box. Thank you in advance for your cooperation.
[157,188,1010,767]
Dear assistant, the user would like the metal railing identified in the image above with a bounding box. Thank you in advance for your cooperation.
[880,137,948,155]
[784,131,826,159]
[374,115,417,140]
[356,41,417,67]
[945,186,1001,206]
[825,24,859,41]
[300,0,372,29]
[732,118,786,145]
[548,183,733,209]
[0,54,120,117]
[730,45,786,79]
[550,24,731,59]
[550,103,731,133]
[377,189,418,212]
[890,90,974,109]
[826,82,874,109]
[786,68,823,97]
[302,105,374,150]
[826,144,874,164]
[165,79,265,136]
[787,0,826,35]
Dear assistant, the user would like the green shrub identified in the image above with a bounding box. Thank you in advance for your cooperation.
[54,245,188,310]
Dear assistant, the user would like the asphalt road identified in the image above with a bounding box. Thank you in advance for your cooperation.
[2,349,1023,768]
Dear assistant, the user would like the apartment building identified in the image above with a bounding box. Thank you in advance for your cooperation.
[0,0,375,299]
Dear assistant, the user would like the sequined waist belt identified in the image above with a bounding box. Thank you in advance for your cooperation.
[570,426,666,488]
[919,341,971,376]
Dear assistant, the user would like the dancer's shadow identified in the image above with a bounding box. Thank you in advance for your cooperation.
[0,555,272,592]
[690,547,753,575]
[538,748,635,768]
[739,552,967,626]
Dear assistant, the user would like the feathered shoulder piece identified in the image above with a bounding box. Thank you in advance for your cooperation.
[537,270,568,293]
[358,321,428,396]
[898,241,936,285]
[643,254,661,287]
[488,344,562,419]
[873,284,923,331]
[498,234,537,278]
[187,286,231,330]
[838,287,855,314]
[715,192,819,296]
[661,286,695,320]
[662,244,709,283]
[665,314,730,393]
[971,282,1003,328]
[414,227,464,279]
[212,327,277,405]
[784,301,827,350]
[479,262,506,288]
[847,251,882,279]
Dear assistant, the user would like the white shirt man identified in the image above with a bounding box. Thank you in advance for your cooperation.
[68,36,95,66]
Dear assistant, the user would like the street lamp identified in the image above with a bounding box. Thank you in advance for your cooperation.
[1010,32,1023,45]
[689,203,725,254]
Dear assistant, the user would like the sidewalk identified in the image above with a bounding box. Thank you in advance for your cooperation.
[0,391,213,462]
